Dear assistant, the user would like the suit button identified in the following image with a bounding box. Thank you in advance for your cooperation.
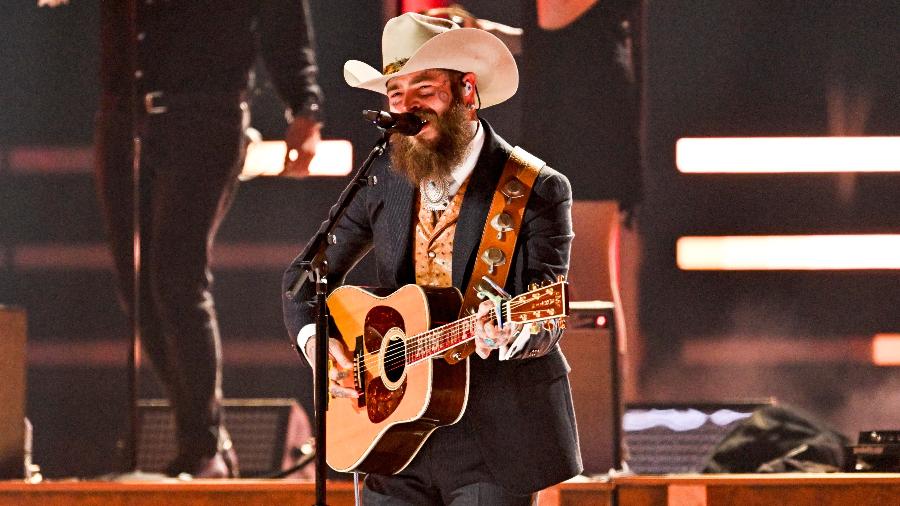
[427,251,436,258]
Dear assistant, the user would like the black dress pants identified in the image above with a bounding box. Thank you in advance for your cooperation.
[95,92,246,458]
[362,416,536,505]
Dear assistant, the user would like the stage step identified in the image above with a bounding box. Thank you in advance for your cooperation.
[0,479,358,506]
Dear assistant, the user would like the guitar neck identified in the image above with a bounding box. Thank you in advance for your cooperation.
[403,280,567,365]
[405,312,483,365]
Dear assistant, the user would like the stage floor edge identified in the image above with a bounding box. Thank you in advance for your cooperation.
[3,473,900,506]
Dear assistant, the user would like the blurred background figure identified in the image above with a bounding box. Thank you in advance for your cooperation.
[522,0,644,398]
[523,0,642,210]
[417,2,525,55]
[93,0,323,478]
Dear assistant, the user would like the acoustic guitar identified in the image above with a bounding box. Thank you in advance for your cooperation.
[323,280,568,474]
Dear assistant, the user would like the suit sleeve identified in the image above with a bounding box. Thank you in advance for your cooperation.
[507,168,574,359]
[258,0,324,117]
[282,183,374,345]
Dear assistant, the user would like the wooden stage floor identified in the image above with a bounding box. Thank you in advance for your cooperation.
[2,474,899,505]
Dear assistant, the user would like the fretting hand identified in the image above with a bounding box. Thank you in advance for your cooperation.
[473,299,521,359]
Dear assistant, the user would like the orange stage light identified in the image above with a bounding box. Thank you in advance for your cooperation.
[872,334,900,366]
[241,139,353,180]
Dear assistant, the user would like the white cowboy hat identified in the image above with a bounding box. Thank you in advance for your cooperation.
[344,12,518,109]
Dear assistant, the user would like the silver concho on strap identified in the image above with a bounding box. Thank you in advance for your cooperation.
[481,247,506,274]
[420,177,452,211]
[491,212,514,240]
[500,178,525,204]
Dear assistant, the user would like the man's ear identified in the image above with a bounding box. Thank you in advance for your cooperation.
[462,73,478,109]
[462,73,477,96]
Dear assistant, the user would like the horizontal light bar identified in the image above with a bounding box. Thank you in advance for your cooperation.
[681,336,871,365]
[677,235,900,270]
[27,339,300,367]
[11,242,302,270]
[8,146,93,173]
[7,140,355,178]
[872,334,900,366]
[241,139,352,180]
[676,137,900,173]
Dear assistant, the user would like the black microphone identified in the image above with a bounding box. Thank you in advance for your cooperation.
[362,110,427,136]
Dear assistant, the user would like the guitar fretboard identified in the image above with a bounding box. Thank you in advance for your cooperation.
[406,313,481,365]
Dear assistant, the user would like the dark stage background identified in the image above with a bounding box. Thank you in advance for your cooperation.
[1,1,898,477]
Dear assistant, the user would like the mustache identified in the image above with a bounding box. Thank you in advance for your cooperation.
[410,109,439,123]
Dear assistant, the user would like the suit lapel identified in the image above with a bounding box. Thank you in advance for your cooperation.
[452,120,511,289]
[382,165,416,286]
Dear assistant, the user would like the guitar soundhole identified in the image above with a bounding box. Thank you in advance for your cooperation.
[384,336,407,383]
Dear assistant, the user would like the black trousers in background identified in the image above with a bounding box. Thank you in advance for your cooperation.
[94,92,247,458]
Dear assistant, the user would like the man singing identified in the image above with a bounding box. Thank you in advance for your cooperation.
[283,13,581,505]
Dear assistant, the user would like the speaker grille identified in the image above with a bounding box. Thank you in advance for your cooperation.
[137,398,311,478]
[623,401,772,474]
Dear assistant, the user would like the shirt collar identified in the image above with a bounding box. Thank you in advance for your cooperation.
[447,120,484,196]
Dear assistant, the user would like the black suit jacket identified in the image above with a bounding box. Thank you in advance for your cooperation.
[283,120,582,494]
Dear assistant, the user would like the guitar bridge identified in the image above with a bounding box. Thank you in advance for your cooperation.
[354,335,366,407]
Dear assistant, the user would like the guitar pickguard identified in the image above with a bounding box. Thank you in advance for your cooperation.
[367,377,407,424]
[364,305,408,424]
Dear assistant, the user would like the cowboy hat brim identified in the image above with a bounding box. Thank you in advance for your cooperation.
[344,27,518,109]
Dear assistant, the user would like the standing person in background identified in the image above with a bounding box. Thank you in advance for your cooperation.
[525,0,642,212]
[94,0,323,478]
[524,0,644,399]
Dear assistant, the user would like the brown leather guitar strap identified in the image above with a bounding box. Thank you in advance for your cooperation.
[444,146,544,364]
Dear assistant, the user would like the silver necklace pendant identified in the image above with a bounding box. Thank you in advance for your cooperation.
[420,177,451,211]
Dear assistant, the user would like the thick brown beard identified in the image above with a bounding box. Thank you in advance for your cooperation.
[389,101,471,186]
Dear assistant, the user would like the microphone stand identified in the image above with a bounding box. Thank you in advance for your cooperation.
[125,0,142,474]
[285,129,391,506]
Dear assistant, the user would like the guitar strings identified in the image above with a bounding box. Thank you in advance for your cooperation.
[362,306,549,374]
[351,285,562,375]
[358,314,480,374]
[355,293,557,374]
[359,302,529,375]
[360,307,480,363]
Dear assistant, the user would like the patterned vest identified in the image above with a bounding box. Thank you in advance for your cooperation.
[413,179,469,288]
